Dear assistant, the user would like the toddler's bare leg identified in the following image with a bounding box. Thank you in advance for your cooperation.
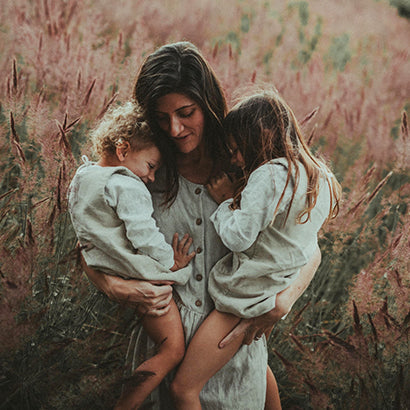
[170,310,243,410]
[115,299,185,409]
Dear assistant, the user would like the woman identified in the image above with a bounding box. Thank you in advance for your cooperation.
[84,41,321,409]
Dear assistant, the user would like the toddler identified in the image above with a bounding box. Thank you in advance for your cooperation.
[68,101,195,409]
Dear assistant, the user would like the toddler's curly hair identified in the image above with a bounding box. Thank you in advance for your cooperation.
[91,101,155,158]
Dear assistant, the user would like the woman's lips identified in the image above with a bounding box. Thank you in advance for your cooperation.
[174,133,190,141]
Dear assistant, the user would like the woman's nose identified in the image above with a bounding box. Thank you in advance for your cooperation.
[169,116,183,137]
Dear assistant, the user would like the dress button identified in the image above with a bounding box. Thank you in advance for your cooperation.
[195,187,202,194]
[196,218,202,225]
[196,247,202,254]
[196,274,203,281]
[195,300,202,307]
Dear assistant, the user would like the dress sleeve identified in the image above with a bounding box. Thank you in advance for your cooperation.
[210,162,292,252]
[105,173,175,269]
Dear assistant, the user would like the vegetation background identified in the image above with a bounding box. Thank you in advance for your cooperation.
[0,0,409,408]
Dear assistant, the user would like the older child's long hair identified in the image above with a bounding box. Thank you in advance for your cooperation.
[225,90,341,224]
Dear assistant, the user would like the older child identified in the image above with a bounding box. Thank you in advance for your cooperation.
[170,90,341,409]
[67,101,195,409]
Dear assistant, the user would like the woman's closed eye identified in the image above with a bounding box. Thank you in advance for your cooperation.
[179,108,195,118]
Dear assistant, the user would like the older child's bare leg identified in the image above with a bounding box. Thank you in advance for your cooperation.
[170,310,243,410]
[115,299,185,409]
[265,365,282,410]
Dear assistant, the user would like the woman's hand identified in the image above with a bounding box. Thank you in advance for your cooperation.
[81,255,174,316]
[219,247,322,348]
[218,303,287,348]
[206,173,235,204]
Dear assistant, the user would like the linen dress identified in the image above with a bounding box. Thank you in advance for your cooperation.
[68,159,190,284]
[126,171,268,410]
[209,158,332,319]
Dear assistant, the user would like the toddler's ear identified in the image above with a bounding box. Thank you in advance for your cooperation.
[116,141,131,161]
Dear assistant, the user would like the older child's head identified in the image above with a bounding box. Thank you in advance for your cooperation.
[224,90,306,175]
[91,101,161,183]
[225,90,341,223]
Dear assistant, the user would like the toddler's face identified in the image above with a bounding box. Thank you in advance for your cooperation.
[123,145,161,183]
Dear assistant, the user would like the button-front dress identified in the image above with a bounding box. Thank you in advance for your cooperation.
[126,173,268,410]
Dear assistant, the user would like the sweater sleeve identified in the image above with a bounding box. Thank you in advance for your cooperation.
[105,173,175,269]
[210,162,292,252]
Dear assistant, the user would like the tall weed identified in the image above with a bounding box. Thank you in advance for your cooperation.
[0,0,409,408]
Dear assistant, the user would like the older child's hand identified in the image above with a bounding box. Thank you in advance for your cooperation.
[171,233,196,271]
[206,173,235,204]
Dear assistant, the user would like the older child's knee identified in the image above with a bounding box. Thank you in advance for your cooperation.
[158,335,185,369]
[170,377,199,407]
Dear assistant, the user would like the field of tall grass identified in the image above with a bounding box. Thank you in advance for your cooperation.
[0,0,409,408]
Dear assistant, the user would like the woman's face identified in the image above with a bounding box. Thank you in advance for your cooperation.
[155,93,205,154]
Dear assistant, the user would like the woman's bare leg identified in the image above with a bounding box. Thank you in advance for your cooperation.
[115,299,185,409]
[265,365,282,410]
[170,309,243,410]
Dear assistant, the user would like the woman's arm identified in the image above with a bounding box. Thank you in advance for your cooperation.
[82,256,174,317]
[219,246,321,347]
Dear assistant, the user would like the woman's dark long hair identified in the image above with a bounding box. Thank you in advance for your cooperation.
[134,41,229,205]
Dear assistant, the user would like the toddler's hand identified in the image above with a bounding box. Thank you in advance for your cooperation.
[206,173,235,204]
[170,233,196,271]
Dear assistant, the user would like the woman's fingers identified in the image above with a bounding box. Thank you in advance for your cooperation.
[148,305,172,317]
[242,324,258,345]
[218,318,253,348]
[219,318,271,347]
[149,280,175,286]
[139,282,172,300]
[137,301,172,317]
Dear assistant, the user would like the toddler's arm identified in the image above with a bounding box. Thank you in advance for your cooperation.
[170,233,196,271]
[106,173,176,269]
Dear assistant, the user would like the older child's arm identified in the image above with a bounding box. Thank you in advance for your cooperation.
[208,163,291,253]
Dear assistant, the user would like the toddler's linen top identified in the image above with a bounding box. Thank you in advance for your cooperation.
[68,160,190,284]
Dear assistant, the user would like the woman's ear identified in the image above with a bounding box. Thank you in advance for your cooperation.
[116,141,131,162]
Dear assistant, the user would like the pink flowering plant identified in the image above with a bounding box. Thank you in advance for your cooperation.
[0,0,408,408]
